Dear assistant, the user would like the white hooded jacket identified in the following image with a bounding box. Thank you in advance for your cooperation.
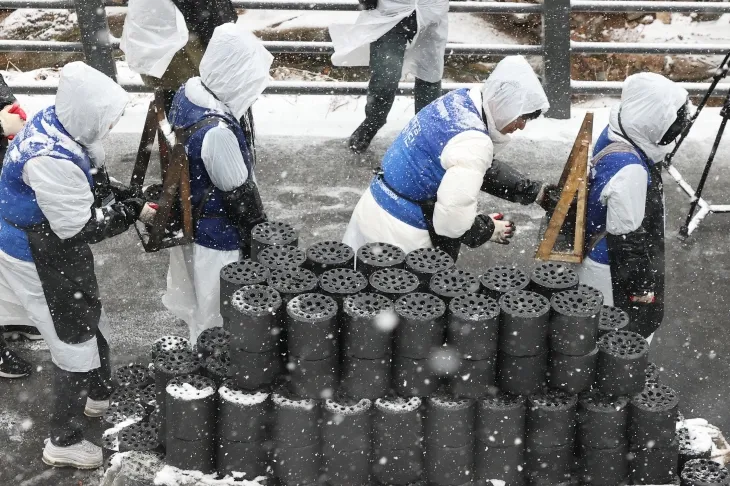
[579,73,688,305]
[21,62,130,239]
[120,0,189,79]
[343,55,549,252]
[162,24,273,342]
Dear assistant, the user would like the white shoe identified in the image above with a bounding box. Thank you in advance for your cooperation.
[84,397,109,418]
[42,438,103,469]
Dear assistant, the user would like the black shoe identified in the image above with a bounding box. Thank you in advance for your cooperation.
[348,121,380,154]
[3,325,43,341]
[0,349,32,378]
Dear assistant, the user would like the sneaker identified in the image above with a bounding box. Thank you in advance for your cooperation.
[3,325,43,341]
[348,122,380,154]
[0,349,32,378]
[42,438,103,469]
[84,398,109,418]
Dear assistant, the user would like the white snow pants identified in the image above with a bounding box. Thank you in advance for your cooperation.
[162,243,239,343]
[343,187,433,254]
[0,249,109,372]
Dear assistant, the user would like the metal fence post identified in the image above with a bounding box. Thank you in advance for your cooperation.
[542,0,571,119]
[74,0,117,80]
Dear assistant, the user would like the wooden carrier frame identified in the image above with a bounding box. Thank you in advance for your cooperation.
[129,90,194,253]
[534,112,594,264]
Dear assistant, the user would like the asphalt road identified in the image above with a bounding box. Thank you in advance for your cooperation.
[1,128,729,485]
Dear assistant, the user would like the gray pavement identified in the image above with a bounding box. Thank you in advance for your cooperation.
[1,128,730,485]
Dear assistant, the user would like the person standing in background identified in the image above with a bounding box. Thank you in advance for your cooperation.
[330,0,449,153]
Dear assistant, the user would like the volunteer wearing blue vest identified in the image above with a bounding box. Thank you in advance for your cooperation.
[580,73,690,341]
[162,24,272,342]
[0,62,150,468]
[343,56,556,259]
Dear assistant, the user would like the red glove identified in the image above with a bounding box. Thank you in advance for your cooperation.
[5,102,26,140]
[9,103,26,121]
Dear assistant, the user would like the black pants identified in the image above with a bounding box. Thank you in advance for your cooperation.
[363,12,443,131]
[50,331,112,447]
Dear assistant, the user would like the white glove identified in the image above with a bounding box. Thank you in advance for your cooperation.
[489,213,515,244]
[139,202,158,225]
[0,104,25,137]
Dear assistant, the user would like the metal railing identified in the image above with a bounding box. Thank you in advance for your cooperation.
[0,0,729,118]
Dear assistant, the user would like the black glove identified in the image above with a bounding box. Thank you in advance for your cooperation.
[460,214,496,248]
[118,198,146,225]
[537,183,560,213]
[222,179,267,246]
[481,159,542,205]
[359,0,378,9]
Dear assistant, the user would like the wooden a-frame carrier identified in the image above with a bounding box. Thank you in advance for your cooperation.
[534,112,593,264]
[129,90,194,253]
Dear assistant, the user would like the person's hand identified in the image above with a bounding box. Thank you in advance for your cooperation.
[117,197,146,225]
[488,213,515,244]
[139,202,158,225]
[0,103,25,138]
[629,292,656,304]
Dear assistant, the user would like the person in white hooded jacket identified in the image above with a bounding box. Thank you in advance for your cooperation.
[162,23,273,343]
[0,62,146,469]
[580,73,690,341]
[343,56,557,259]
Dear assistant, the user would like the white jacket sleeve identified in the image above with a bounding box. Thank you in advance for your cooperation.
[200,125,249,192]
[432,131,494,237]
[600,164,649,235]
[23,156,94,239]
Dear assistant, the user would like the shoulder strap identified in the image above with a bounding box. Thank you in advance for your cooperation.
[179,116,228,145]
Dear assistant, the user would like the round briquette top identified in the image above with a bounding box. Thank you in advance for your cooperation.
[166,374,216,400]
[405,247,455,275]
[273,392,317,411]
[319,268,368,296]
[528,389,578,411]
[287,293,338,322]
[151,335,189,358]
[550,289,602,317]
[196,327,231,351]
[631,383,679,412]
[154,348,199,374]
[599,305,630,333]
[306,241,355,265]
[479,265,529,294]
[343,292,393,318]
[268,267,318,295]
[375,396,421,414]
[449,293,500,321]
[577,283,604,303]
[681,459,730,484]
[357,242,406,268]
[369,268,419,295]
[257,245,307,270]
[429,268,480,299]
[598,330,648,359]
[113,364,151,389]
[219,381,269,406]
[579,390,629,413]
[479,393,525,411]
[429,394,474,411]
[395,292,446,320]
[499,290,550,318]
[251,221,298,245]
[531,262,579,290]
[220,260,270,286]
[231,285,281,317]
[324,398,372,416]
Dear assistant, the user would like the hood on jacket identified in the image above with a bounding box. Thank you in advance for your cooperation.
[199,23,273,120]
[55,62,130,148]
[608,72,689,164]
[481,55,550,133]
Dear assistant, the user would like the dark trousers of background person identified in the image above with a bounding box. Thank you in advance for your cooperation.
[350,11,443,151]
[50,331,112,446]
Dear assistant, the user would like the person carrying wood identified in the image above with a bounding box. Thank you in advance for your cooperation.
[161,24,272,343]
[579,72,690,342]
[342,55,557,260]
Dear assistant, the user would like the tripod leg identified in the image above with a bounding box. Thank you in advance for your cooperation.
[679,102,730,237]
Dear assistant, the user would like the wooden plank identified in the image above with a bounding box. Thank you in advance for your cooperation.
[175,127,194,241]
[535,112,593,262]
[129,100,157,189]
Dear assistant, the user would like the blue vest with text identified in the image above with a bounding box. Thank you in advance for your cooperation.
[369,88,488,229]
[0,107,93,262]
[169,86,254,251]
[585,126,650,264]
